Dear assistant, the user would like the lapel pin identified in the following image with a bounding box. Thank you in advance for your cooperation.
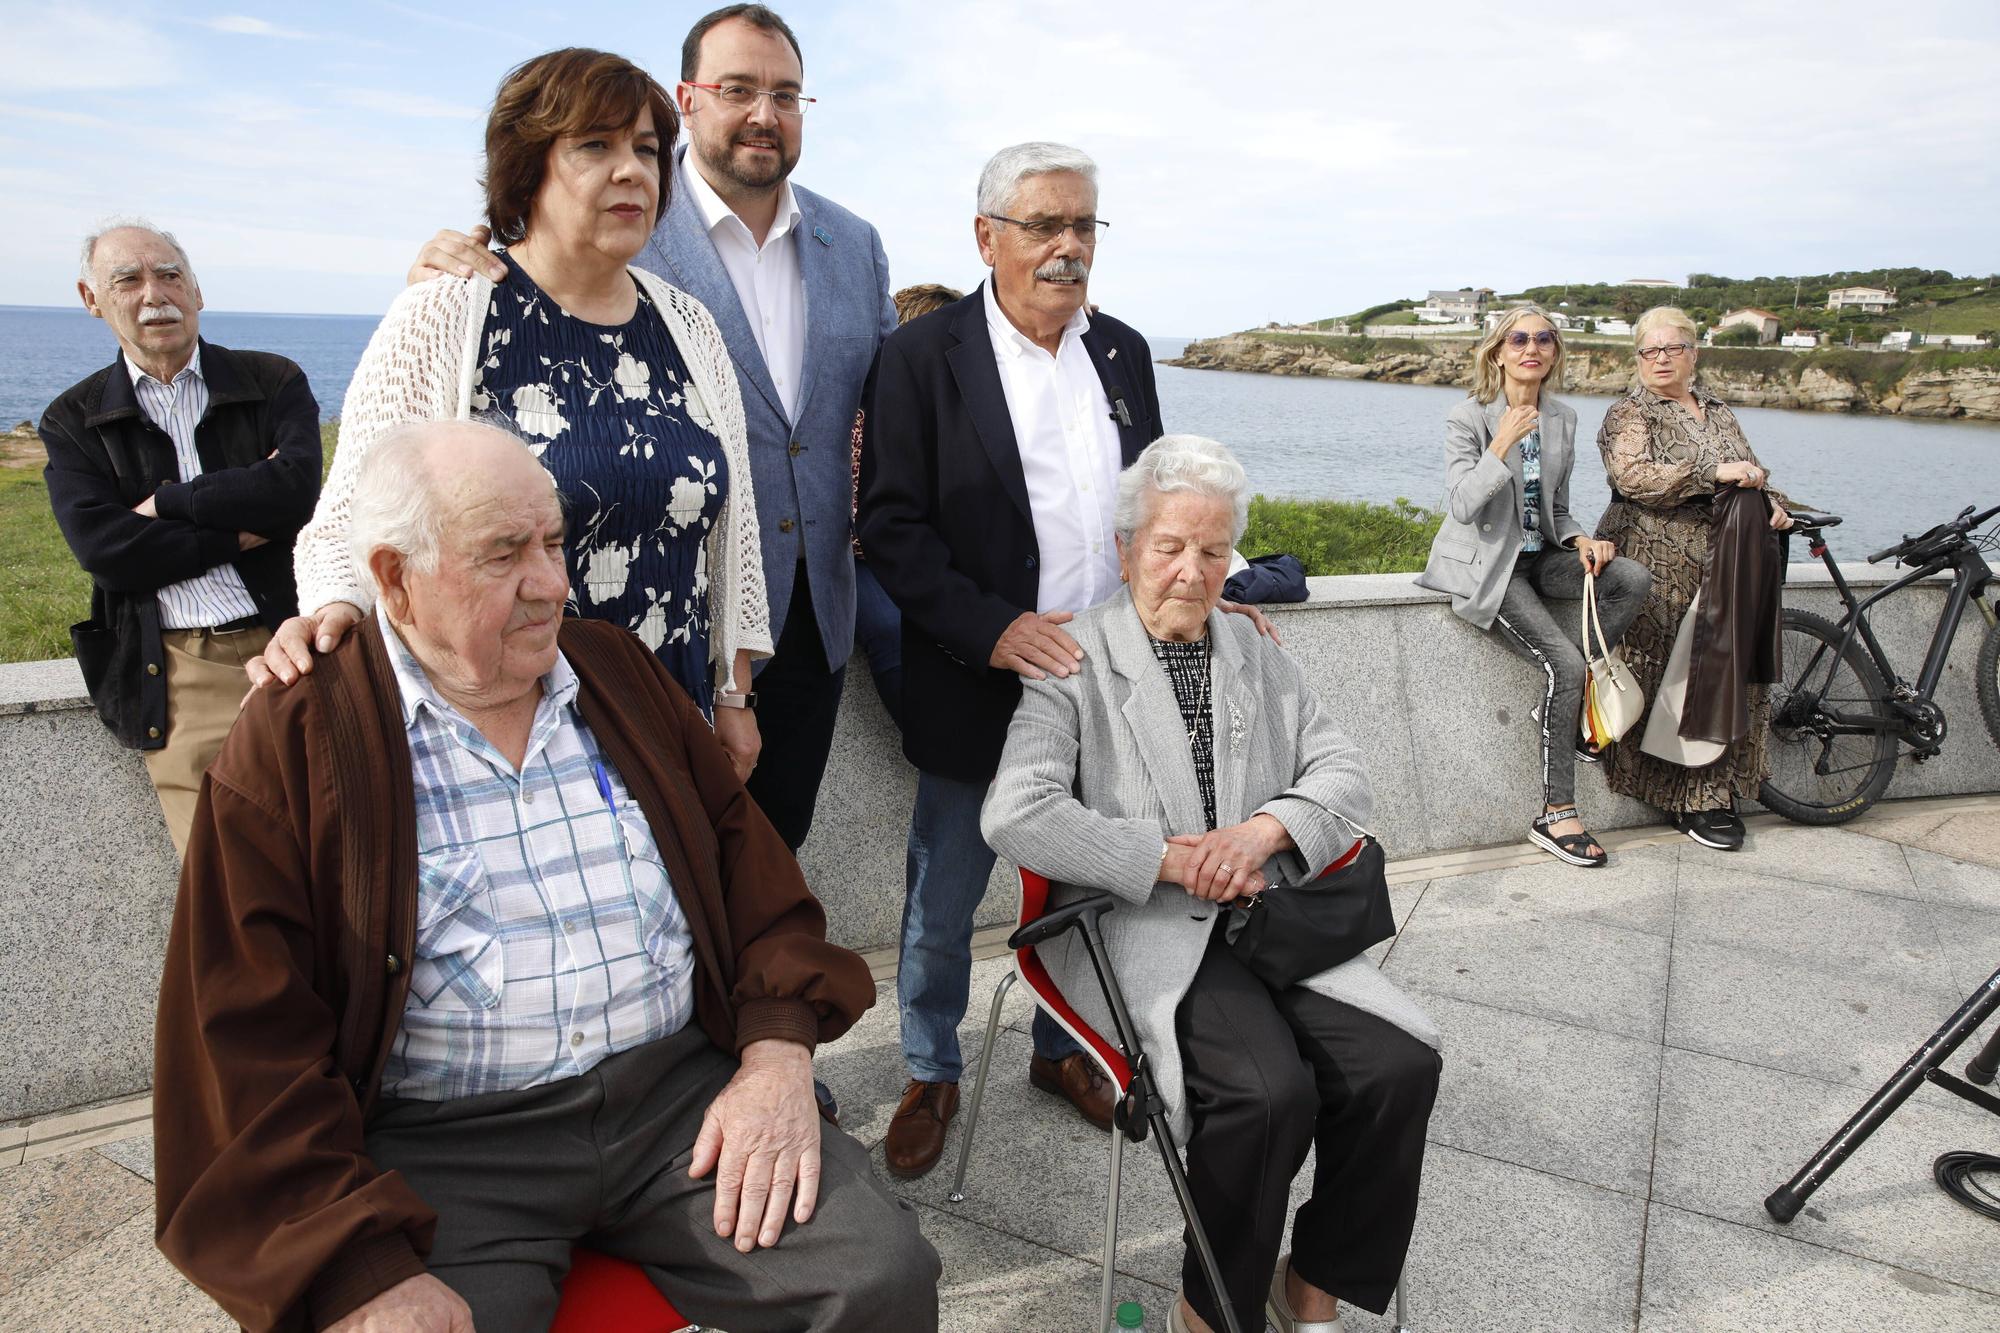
[813,226,832,247]
[1106,348,1118,360]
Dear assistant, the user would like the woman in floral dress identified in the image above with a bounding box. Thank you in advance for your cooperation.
[267,49,769,771]
[1595,307,1797,850]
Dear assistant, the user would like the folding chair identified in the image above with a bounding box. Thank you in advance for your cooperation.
[551,1247,696,1333]
[948,868,1411,1333]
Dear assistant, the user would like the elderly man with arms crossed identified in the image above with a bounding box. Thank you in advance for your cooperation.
[153,420,937,1333]
[40,220,321,856]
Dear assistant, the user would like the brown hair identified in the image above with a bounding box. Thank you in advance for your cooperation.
[893,283,962,325]
[484,48,679,246]
[1471,305,1566,404]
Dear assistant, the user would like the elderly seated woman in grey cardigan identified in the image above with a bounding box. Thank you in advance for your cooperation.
[981,435,1441,1333]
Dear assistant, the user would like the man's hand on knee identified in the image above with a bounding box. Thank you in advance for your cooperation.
[689,1038,822,1252]
[322,1273,472,1333]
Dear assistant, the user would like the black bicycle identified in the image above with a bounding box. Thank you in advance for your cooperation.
[1758,502,2000,824]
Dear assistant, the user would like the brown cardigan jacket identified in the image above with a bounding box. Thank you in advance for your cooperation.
[152,616,875,1331]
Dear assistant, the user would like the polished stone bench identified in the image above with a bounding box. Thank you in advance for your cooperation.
[5,566,1996,1121]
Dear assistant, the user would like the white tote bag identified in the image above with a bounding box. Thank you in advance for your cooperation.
[1579,570,1645,743]
[1639,592,1727,767]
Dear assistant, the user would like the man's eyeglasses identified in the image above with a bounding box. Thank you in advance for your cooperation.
[683,82,816,117]
[1505,330,1557,349]
[983,214,1109,246]
[1636,342,1694,362]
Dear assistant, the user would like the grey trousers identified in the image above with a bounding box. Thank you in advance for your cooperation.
[1491,549,1652,808]
[365,1026,940,1333]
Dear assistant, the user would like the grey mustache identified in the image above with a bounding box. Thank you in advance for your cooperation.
[138,304,185,325]
[1035,258,1089,282]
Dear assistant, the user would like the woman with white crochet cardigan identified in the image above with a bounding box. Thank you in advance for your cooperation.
[253,48,771,776]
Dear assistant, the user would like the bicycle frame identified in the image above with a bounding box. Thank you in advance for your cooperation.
[1795,534,1996,741]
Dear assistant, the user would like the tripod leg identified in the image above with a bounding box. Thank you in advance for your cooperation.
[1968,1018,2000,1087]
[1148,1109,1244,1333]
[1765,965,2000,1222]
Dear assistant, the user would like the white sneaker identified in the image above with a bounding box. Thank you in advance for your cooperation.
[1267,1253,1346,1333]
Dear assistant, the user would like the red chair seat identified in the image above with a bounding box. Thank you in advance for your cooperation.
[552,1247,691,1333]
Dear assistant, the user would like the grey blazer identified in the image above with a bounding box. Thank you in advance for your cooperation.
[1413,395,1590,631]
[638,147,897,667]
[980,592,1439,1141]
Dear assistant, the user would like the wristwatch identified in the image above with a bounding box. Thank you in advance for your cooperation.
[715,691,758,711]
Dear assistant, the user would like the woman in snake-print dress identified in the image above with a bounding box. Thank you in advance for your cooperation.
[1594,307,1799,850]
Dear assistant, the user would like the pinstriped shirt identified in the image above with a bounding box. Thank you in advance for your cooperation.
[376,612,695,1102]
[126,348,261,629]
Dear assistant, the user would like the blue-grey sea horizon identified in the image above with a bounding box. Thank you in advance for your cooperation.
[3,304,1995,563]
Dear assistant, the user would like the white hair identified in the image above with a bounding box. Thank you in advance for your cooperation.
[79,216,195,285]
[1114,435,1250,543]
[976,142,1098,217]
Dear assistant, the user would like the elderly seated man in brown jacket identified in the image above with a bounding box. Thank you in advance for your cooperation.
[152,419,939,1333]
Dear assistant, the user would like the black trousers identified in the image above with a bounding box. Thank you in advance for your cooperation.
[746,562,848,851]
[1177,928,1440,1329]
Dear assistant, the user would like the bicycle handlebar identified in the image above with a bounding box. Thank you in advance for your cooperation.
[1866,502,2000,565]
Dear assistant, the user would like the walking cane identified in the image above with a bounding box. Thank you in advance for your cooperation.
[1012,893,1247,1333]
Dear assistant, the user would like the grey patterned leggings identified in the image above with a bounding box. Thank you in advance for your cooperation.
[1491,548,1652,809]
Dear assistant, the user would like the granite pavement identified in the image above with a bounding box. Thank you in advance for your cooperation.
[4,795,1998,1332]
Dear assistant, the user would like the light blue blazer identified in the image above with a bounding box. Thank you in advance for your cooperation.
[638,147,896,666]
[1413,394,1590,631]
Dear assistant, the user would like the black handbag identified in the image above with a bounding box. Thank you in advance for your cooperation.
[1225,837,1395,988]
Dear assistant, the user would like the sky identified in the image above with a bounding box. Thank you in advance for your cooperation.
[3,0,1996,337]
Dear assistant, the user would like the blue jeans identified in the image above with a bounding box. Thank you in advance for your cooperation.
[899,770,1080,1082]
[852,558,903,729]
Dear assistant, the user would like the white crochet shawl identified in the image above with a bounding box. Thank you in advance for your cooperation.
[294,270,772,693]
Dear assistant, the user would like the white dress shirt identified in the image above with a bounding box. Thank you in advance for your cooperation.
[982,282,1123,614]
[128,347,261,629]
[682,155,805,421]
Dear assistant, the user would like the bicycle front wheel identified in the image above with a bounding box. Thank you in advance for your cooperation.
[1760,609,1898,824]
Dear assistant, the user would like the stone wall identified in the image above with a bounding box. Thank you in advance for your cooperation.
[4,566,1996,1121]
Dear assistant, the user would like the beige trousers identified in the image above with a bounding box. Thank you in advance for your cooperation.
[141,624,271,857]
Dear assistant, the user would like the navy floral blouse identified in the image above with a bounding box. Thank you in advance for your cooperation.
[471,260,728,715]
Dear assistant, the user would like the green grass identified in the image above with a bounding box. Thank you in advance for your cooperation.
[0,464,90,662]
[1240,495,1442,576]
[0,422,340,665]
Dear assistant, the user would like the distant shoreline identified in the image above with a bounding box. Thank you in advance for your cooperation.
[1165,332,2000,422]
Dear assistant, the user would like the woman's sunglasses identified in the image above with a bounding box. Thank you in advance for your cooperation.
[1505,331,1558,349]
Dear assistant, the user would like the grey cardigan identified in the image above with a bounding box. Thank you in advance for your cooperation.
[1413,394,1590,631]
[980,592,1439,1141]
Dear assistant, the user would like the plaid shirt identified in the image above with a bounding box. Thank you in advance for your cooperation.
[377,613,695,1101]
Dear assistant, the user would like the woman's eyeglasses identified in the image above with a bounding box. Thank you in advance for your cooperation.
[1505,330,1557,349]
[1637,343,1694,362]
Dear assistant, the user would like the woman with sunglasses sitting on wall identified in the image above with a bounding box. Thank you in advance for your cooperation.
[1416,306,1652,867]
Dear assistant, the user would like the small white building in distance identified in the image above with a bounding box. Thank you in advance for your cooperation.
[1826,285,1897,312]
[1622,278,1678,288]
[1780,330,1825,348]
[1716,307,1783,344]
[1416,287,1495,322]
[1594,318,1633,337]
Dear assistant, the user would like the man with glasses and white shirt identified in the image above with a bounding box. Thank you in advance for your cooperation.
[40,220,321,855]
[860,143,1294,1178]
[410,4,895,857]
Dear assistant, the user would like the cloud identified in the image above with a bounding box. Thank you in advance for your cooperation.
[198,15,315,39]
[337,89,483,120]
[3,9,179,92]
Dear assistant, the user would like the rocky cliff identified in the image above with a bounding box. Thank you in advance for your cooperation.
[1167,335,2000,420]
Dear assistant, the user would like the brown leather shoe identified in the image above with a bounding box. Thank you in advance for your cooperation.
[1029,1052,1116,1131]
[885,1079,959,1179]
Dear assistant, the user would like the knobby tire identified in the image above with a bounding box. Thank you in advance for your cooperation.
[1761,609,1898,824]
